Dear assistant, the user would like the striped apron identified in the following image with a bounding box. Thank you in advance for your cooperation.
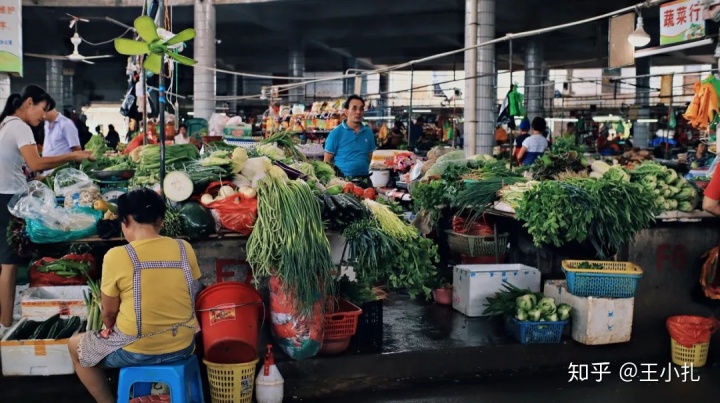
[78,239,197,368]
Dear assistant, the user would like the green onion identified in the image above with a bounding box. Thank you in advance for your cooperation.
[247,177,334,316]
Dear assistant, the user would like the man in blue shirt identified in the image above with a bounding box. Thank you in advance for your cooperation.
[324,95,376,178]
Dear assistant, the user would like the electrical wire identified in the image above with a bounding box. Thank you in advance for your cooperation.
[70,0,673,112]
[257,0,665,92]
[77,28,134,46]
[74,0,663,94]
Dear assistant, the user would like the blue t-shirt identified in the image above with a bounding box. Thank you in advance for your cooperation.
[325,121,376,177]
[521,134,548,165]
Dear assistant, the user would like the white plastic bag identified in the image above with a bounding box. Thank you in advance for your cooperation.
[53,168,93,199]
[8,181,99,232]
[208,113,230,137]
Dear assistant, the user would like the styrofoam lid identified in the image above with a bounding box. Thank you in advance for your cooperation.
[455,264,538,273]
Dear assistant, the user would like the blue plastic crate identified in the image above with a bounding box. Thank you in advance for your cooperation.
[561,260,643,298]
[506,317,567,344]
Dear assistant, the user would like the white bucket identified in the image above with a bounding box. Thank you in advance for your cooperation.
[370,170,391,188]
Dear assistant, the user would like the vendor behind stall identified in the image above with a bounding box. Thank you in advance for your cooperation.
[687,141,711,168]
[0,85,94,336]
[324,95,376,180]
[517,117,549,165]
[68,188,201,403]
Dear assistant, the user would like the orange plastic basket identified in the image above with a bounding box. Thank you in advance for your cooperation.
[324,298,362,340]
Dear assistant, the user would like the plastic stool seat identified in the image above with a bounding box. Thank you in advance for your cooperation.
[117,355,204,403]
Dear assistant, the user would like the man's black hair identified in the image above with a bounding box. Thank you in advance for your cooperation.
[343,95,365,109]
[531,117,547,133]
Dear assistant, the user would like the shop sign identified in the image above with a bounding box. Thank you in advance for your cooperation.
[660,0,706,46]
[0,0,20,76]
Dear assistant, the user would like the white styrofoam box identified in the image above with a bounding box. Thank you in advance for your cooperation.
[1,317,81,376]
[544,280,634,345]
[21,286,89,320]
[452,264,541,317]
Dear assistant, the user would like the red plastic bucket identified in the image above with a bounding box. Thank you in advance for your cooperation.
[196,281,263,364]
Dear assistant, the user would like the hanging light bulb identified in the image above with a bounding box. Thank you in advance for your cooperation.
[628,14,651,48]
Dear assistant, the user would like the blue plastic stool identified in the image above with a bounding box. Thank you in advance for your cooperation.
[116,355,205,403]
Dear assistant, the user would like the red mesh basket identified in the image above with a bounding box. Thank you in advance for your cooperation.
[324,298,362,340]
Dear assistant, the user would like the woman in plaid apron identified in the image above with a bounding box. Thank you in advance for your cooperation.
[67,188,200,403]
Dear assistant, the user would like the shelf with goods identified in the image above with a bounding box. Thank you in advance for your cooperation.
[261,99,346,140]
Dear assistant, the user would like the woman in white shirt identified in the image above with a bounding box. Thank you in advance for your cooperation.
[0,85,93,336]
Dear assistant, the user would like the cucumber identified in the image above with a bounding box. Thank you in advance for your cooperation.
[46,321,60,340]
[332,194,350,211]
[31,314,61,340]
[12,320,39,340]
[324,195,338,213]
[56,317,81,339]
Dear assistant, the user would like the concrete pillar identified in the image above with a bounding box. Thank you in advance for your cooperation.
[45,59,63,110]
[524,39,544,122]
[463,0,478,156]
[635,58,651,148]
[193,0,216,120]
[474,0,496,155]
[228,73,238,115]
[288,37,305,104]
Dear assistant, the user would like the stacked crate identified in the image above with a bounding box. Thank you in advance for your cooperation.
[543,260,642,345]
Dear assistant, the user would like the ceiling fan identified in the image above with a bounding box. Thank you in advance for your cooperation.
[26,29,116,65]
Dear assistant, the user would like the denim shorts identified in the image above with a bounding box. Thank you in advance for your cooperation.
[101,342,195,369]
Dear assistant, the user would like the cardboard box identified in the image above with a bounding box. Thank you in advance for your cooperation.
[544,280,634,345]
[1,317,82,376]
[21,286,89,320]
[452,264,541,317]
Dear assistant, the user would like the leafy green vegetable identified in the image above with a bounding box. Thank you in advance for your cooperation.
[577,261,604,270]
[309,160,336,185]
[515,177,656,258]
[530,152,587,181]
[336,274,378,306]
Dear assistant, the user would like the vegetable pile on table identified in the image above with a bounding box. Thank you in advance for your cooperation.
[626,162,698,213]
[511,175,656,257]
[342,199,439,299]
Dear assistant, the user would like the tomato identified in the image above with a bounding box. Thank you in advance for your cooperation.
[353,187,365,198]
[342,183,355,194]
[363,188,377,200]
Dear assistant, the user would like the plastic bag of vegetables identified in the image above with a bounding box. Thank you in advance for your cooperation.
[200,185,258,236]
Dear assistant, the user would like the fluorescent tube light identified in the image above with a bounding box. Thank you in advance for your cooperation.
[634,38,713,58]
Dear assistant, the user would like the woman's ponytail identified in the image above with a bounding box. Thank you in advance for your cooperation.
[0,93,20,122]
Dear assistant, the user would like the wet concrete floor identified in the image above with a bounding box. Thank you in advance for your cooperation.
[310,363,720,403]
